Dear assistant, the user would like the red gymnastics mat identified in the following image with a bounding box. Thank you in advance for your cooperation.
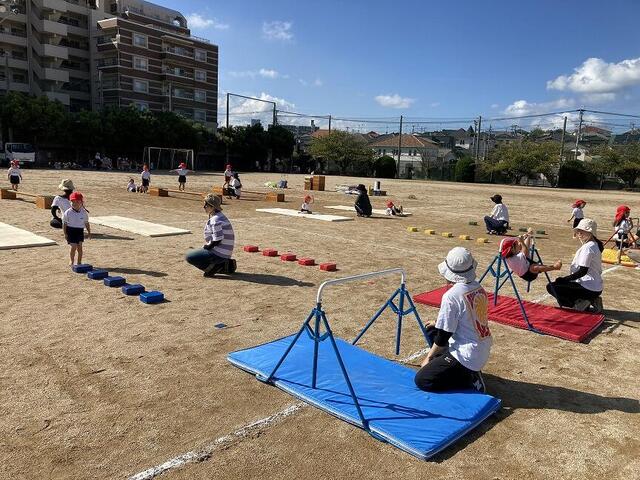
[414,286,605,343]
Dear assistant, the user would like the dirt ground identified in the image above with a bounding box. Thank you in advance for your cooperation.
[1,169,638,480]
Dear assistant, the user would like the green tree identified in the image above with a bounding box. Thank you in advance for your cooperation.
[454,155,475,183]
[308,130,374,175]
[268,125,295,160]
[614,143,640,188]
[587,146,619,189]
[374,155,396,178]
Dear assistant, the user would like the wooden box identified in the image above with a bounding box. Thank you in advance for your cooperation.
[149,187,168,197]
[0,188,16,200]
[36,195,54,209]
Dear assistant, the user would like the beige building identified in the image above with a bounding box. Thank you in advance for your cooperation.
[0,0,218,126]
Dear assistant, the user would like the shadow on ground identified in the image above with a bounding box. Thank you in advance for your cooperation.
[212,272,314,287]
[106,267,168,277]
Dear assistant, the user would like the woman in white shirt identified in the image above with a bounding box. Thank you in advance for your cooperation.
[547,218,604,313]
[483,194,509,235]
[50,179,75,229]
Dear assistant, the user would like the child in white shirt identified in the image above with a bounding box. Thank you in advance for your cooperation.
[7,162,22,191]
[62,192,91,266]
[223,164,233,190]
[567,199,586,229]
[229,173,242,199]
[127,178,137,192]
[300,195,313,214]
[171,162,190,191]
[140,164,151,193]
[500,231,562,282]
[613,205,634,263]
[385,200,404,216]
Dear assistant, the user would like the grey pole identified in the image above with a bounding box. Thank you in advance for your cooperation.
[396,115,403,178]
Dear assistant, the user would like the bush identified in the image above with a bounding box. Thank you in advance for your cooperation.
[454,156,475,183]
[558,160,587,188]
[374,155,396,178]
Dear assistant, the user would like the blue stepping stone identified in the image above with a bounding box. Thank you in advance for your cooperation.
[104,276,126,287]
[122,284,145,295]
[214,323,227,329]
[72,264,93,273]
[140,291,164,304]
[87,269,108,280]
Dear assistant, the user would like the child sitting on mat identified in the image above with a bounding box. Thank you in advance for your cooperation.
[62,192,91,266]
[170,162,190,191]
[140,164,151,193]
[500,231,562,282]
[385,200,404,216]
[300,195,313,214]
[229,172,242,199]
[7,161,22,191]
[127,178,137,193]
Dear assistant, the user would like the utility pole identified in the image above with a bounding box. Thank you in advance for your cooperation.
[574,109,584,160]
[272,104,277,127]
[168,81,172,111]
[397,115,403,178]
[328,115,331,133]
[474,116,482,160]
[559,116,567,163]
[225,92,229,129]
[483,124,492,161]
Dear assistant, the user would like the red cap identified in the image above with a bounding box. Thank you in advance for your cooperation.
[572,199,586,208]
[615,205,630,224]
[304,195,312,203]
[179,162,186,169]
[500,238,518,258]
[386,201,394,208]
[69,192,84,202]
[225,164,232,169]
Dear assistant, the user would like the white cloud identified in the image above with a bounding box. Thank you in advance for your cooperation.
[259,68,279,79]
[490,103,500,109]
[228,68,287,79]
[547,57,640,94]
[299,78,323,87]
[187,13,229,30]
[262,21,293,41]
[375,94,415,109]
[503,98,576,117]
[219,92,296,126]
[581,92,616,104]
[502,98,602,130]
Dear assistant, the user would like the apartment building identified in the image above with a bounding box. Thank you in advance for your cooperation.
[0,0,218,126]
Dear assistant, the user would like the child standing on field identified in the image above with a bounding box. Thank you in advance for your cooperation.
[567,199,586,236]
[223,164,233,190]
[63,192,91,266]
[140,164,151,193]
[7,161,22,191]
[171,162,190,191]
[613,205,634,263]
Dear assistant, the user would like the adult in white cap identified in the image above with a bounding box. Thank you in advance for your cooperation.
[50,179,75,229]
[547,218,603,312]
[415,247,493,393]
[185,194,236,277]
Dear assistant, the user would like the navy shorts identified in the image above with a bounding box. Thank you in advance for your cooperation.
[10,175,20,185]
[178,175,186,183]
[573,217,582,228]
[142,178,150,187]
[66,226,84,244]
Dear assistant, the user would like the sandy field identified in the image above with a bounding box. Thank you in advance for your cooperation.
[1,169,638,480]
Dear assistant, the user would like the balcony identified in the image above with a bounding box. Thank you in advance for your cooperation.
[0,30,27,47]
[172,89,194,100]
[163,67,193,81]
[44,90,70,105]
[162,46,193,59]
[96,57,118,69]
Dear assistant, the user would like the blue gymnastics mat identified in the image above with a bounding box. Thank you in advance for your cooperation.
[228,333,501,460]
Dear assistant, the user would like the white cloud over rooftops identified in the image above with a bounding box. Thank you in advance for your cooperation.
[547,57,640,94]
[187,13,229,30]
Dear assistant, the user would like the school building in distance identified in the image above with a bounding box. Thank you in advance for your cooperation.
[0,0,218,127]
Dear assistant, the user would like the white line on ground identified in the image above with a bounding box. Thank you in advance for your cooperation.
[128,402,306,480]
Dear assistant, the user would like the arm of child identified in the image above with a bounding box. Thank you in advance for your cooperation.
[85,221,91,239]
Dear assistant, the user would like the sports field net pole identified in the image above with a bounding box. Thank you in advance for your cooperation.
[142,147,196,171]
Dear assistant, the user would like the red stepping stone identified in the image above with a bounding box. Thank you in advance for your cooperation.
[243,245,259,253]
[262,248,278,257]
[319,262,337,272]
[298,258,315,266]
[280,253,297,261]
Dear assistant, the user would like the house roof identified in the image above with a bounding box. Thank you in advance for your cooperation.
[369,134,438,148]
[582,125,612,135]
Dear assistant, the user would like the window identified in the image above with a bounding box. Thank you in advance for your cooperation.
[133,33,147,47]
[133,56,147,71]
[133,79,148,93]
[135,102,149,111]
[194,89,206,102]
[194,69,206,82]
[195,49,207,61]
[194,109,207,122]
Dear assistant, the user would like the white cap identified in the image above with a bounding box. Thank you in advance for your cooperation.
[438,247,478,284]
[574,218,597,237]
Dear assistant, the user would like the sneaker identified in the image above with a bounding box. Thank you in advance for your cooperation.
[590,297,604,314]
[471,371,486,393]
[203,262,225,278]
[223,259,237,274]
[573,299,591,311]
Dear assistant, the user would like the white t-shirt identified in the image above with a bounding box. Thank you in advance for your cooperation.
[52,195,71,214]
[224,168,233,177]
[141,171,151,180]
[301,202,311,211]
[176,168,188,176]
[127,183,136,192]
[7,167,21,177]
[616,218,632,236]
[435,281,493,372]
[230,177,241,190]
[62,207,89,229]
[570,240,603,292]
[505,251,530,277]
[572,207,584,219]
[491,203,509,222]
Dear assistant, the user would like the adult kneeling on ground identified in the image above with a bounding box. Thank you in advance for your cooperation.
[415,247,492,393]
[354,184,372,217]
[186,194,236,277]
[484,194,509,235]
[547,218,603,313]
[50,179,74,229]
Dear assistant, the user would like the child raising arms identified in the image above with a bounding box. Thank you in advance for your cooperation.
[500,230,561,282]
[62,192,91,266]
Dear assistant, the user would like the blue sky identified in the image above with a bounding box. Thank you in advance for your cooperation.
[154,0,640,131]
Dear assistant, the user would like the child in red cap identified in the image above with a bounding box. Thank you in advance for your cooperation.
[500,230,561,282]
[567,199,586,232]
[613,205,634,263]
[140,164,151,193]
[300,195,313,214]
[385,200,405,216]
[223,164,233,191]
[171,162,191,191]
[62,192,91,266]
[7,160,22,191]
